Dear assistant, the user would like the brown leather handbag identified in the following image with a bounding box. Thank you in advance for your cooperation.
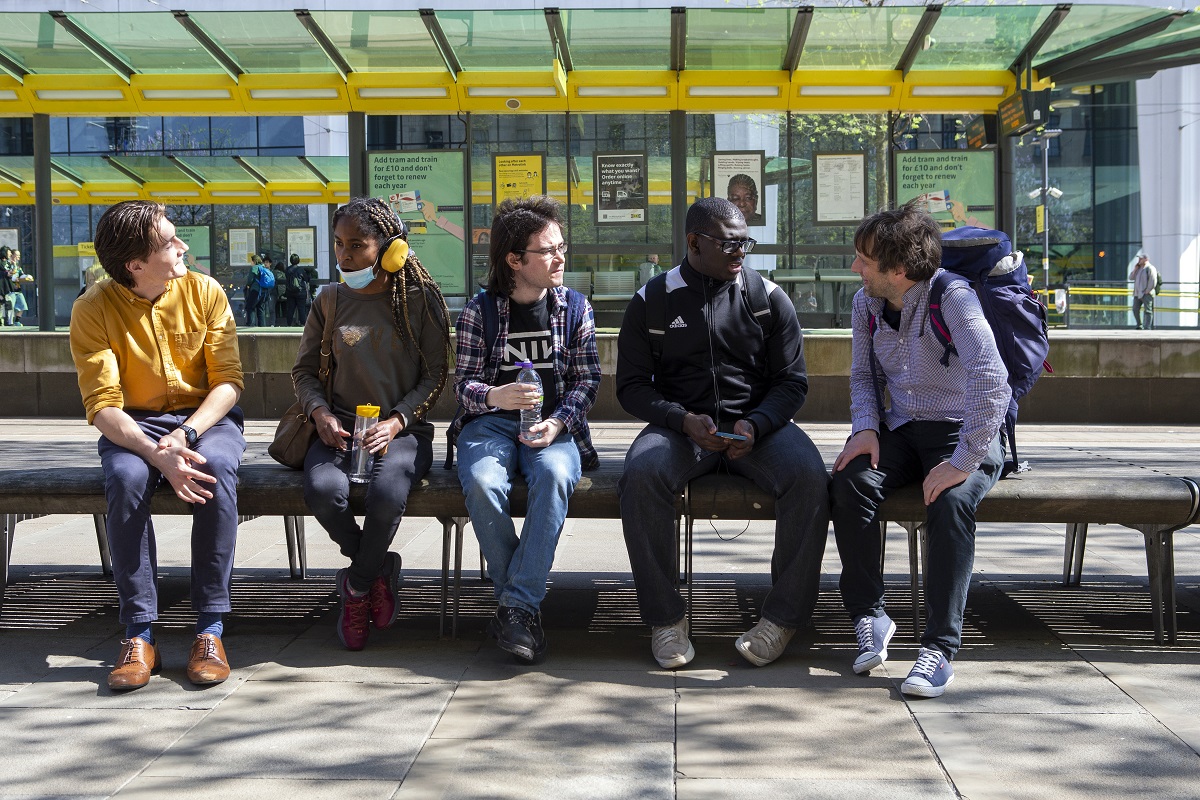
[268,288,337,469]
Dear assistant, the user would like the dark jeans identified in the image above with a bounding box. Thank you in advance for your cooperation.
[284,295,306,326]
[618,423,830,629]
[97,407,246,625]
[830,420,1003,659]
[245,293,268,327]
[1133,294,1155,330]
[303,430,432,592]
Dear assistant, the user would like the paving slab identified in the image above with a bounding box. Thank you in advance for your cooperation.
[432,667,675,744]
[251,628,479,684]
[917,711,1200,800]
[0,707,202,797]
[677,777,957,800]
[113,777,400,799]
[396,739,674,800]
[142,680,451,781]
[1090,661,1200,755]
[676,684,945,781]
[0,634,291,710]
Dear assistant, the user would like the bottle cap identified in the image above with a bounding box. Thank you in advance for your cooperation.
[356,404,381,417]
[516,361,533,369]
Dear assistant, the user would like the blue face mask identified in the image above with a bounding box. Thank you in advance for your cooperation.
[340,265,376,290]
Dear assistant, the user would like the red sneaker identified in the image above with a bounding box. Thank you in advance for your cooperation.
[336,568,370,650]
[368,551,402,630]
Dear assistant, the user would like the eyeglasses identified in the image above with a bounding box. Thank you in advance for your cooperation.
[515,243,568,258]
[693,232,756,254]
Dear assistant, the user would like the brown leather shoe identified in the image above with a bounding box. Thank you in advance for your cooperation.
[108,637,161,691]
[186,633,231,686]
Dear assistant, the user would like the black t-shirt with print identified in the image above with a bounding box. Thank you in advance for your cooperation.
[495,295,559,423]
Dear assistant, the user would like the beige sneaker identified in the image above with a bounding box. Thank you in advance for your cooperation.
[735,618,795,667]
[651,618,695,669]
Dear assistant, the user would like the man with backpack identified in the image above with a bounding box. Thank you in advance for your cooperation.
[1129,251,1158,330]
[243,255,271,327]
[830,204,1012,698]
[451,195,600,664]
[616,196,830,670]
[283,253,309,325]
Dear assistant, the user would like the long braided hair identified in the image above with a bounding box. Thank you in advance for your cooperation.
[332,197,453,420]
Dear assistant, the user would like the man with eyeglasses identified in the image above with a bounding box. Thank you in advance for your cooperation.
[616,196,830,669]
[451,195,600,664]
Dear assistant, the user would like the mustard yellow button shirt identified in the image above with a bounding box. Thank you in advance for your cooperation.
[70,271,244,424]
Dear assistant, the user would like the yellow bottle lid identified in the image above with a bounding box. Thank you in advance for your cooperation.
[356,404,381,418]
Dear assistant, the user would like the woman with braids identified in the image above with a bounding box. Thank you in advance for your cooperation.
[291,196,451,651]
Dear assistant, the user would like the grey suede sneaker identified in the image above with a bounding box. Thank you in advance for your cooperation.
[735,618,795,667]
[852,613,897,674]
[651,618,694,669]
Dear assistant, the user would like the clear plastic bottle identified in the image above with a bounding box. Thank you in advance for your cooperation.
[516,361,543,442]
[349,404,380,483]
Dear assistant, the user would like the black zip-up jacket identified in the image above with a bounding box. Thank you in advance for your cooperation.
[616,257,808,438]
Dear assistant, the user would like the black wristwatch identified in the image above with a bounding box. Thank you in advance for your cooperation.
[178,425,198,448]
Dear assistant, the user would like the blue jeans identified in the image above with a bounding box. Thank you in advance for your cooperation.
[830,420,1004,659]
[304,428,432,593]
[618,423,831,629]
[457,415,581,615]
[97,407,246,625]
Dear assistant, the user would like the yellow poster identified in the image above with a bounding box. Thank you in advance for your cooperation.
[1035,204,1045,234]
[493,153,546,210]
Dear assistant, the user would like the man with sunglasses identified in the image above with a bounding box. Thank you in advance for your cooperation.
[616,196,830,669]
[452,195,600,664]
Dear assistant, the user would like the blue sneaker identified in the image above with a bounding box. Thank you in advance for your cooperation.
[901,647,955,698]
[852,613,896,674]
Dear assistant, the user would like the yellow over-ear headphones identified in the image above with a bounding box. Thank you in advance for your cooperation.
[379,234,410,273]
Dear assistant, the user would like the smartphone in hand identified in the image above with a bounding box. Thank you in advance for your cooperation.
[714,431,748,442]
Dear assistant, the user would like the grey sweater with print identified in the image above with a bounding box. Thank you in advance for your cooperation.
[292,283,448,435]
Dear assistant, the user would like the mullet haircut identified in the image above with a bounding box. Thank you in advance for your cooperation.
[93,201,168,289]
[853,201,942,281]
[487,195,563,297]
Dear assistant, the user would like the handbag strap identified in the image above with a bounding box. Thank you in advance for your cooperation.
[316,285,337,400]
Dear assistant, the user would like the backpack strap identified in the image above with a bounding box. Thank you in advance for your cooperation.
[865,308,886,419]
[644,272,668,371]
[740,265,773,337]
[926,271,958,368]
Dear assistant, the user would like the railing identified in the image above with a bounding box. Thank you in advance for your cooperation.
[1041,281,1200,330]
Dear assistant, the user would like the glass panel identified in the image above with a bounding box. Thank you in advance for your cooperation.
[0,156,35,182]
[435,11,555,71]
[0,13,111,74]
[799,6,928,70]
[52,156,140,184]
[687,8,793,71]
[61,11,225,73]
[164,117,211,154]
[304,156,349,182]
[310,11,443,72]
[1104,16,1200,59]
[103,156,191,182]
[241,157,323,182]
[188,12,338,73]
[909,6,1053,71]
[1035,6,1171,66]
[168,156,260,182]
[563,9,671,70]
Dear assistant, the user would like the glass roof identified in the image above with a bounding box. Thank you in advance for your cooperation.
[187,12,338,74]
[105,156,192,183]
[1035,5,1172,67]
[909,6,1055,71]
[241,157,324,183]
[60,12,224,74]
[168,157,260,183]
[563,9,671,71]
[686,8,794,71]
[52,156,139,183]
[1105,14,1200,59]
[309,11,444,73]
[435,10,556,71]
[304,156,350,183]
[798,6,927,70]
[0,12,114,75]
[0,157,34,183]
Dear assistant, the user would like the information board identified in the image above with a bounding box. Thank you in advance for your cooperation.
[894,150,996,229]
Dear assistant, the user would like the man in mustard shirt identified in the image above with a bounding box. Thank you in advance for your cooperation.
[70,201,245,692]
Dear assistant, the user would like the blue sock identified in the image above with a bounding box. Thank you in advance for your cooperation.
[196,613,224,638]
[125,622,153,644]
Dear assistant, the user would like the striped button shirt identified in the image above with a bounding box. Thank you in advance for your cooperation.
[849,271,1011,473]
[453,285,601,469]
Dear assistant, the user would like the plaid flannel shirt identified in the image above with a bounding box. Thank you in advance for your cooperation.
[453,286,601,469]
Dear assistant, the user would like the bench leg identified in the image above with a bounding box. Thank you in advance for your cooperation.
[1062,523,1088,586]
[92,514,113,577]
[284,516,307,580]
[1139,526,1177,646]
[437,516,469,639]
[896,521,925,641]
